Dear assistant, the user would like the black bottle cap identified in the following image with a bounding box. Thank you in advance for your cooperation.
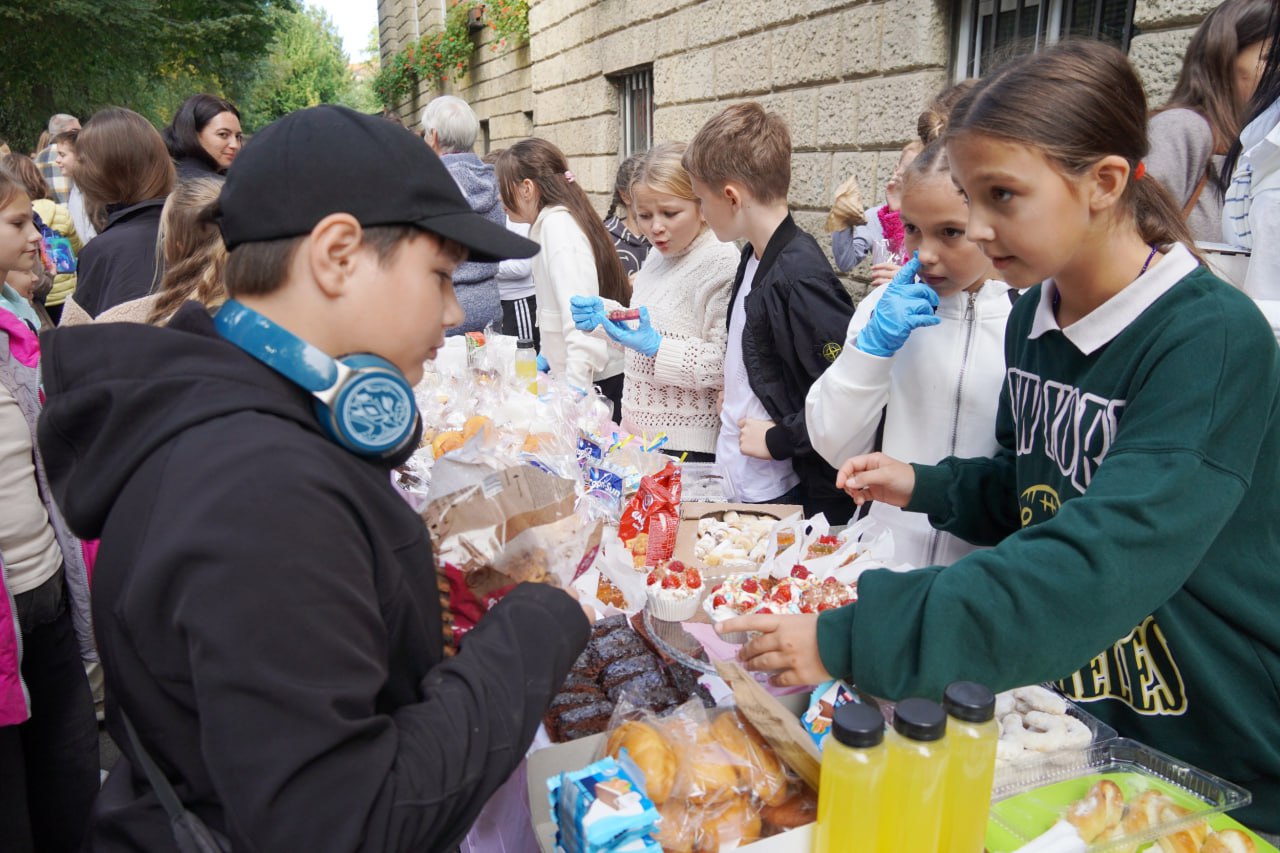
[892,698,947,742]
[517,338,535,348]
[831,702,885,749]
[944,681,996,724]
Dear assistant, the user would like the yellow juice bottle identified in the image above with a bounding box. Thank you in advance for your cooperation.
[941,681,999,853]
[876,698,949,853]
[813,703,888,853]
[514,338,538,393]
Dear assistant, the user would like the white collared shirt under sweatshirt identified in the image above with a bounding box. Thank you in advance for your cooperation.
[806,279,1014,568]
[529,205,624,390]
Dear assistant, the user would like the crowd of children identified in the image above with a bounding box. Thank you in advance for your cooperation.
[1,11,1279,848]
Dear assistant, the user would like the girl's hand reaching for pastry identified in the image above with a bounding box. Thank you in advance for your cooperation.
[836,452,915,507]
[718,613,831,687]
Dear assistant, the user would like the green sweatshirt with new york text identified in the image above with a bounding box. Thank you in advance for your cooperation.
[816,260,1280,831]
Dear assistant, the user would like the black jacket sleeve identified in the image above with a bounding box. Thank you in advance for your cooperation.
[763,273,856,461]
[164,444,588,851]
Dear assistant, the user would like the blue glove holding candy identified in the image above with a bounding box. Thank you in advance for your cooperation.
[601,306,662,358]
[855,255,940,357]
[570,295,605,332]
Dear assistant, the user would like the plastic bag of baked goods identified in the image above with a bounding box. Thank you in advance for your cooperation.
[603,700,795,852]
[619,461,682,567]
[426,462,602,652]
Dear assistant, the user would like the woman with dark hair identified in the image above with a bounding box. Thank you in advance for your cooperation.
[60,108,175,323]
[1221,3,1279,334]
[1147,0,1273,241]
[162,94,243,180]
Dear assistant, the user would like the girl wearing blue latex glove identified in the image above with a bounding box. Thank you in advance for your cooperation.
[605,143,740,459]
[601,306,662,357]
[805,133,1013,572]
[570,294,605,331]
[853,254,941,357]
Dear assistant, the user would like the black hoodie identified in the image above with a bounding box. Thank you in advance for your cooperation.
[37,303,589,851]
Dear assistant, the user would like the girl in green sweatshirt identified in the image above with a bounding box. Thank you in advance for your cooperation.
[719,41,1280,833]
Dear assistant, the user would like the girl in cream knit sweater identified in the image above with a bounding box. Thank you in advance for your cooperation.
[573,144,739,456]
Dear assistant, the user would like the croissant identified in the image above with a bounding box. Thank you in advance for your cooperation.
[1203,830,1258,853]
[1065,779,1125,842]
[699,794,762,852]
[709,711,788,806]
[605,720,677,805]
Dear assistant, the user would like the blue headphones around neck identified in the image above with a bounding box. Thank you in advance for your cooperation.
[214,300,419,460]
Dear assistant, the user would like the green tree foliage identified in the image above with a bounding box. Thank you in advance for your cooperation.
[0,0,293,151]
[242,4,375,131]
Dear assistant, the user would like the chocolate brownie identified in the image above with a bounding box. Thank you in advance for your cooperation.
[599,654,656,692]
[608,672,679,708]
[558,700,615,741]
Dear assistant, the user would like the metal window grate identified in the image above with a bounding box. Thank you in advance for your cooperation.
[1061,0,1137,50]
[616,68,653,157]
[957,0,1135,79]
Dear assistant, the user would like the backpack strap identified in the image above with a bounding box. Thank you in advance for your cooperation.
[120,711,191,823]
[1182,168,1211,219]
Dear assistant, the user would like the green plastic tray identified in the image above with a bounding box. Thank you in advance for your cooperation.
[984,739,1270,852]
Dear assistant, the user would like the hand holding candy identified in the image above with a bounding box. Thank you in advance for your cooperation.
[855,255,940,357]
[601,306,662,358]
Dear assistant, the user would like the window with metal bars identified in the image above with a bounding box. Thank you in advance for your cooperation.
[953,0,1137,80]
[612,67,654,157]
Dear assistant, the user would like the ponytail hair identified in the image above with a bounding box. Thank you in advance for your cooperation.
[948,40,1194,253]
[495,138,632,306]
[918,79,977,145]
[606,150,647,220]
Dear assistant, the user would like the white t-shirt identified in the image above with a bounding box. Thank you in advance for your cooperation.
[716,256,800,502]
[495,218,535,301]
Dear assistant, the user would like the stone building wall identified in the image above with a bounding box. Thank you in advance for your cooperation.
[379,0,1211,292]
[1130,0,1219,106]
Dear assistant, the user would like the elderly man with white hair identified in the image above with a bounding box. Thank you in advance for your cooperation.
[422,95,505,335]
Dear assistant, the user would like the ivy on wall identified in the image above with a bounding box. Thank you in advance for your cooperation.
[373,0,529,107]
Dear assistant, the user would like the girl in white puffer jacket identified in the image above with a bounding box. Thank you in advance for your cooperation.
[806,141,1016,569]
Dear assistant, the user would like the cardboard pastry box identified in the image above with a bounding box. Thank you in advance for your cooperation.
[670,502,803,571]
[527,662,820,853]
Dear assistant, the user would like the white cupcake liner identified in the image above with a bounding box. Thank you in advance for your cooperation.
[645,588,702,622]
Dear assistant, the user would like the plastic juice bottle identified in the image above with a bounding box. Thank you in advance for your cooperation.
[941,681,1000,853]
[813,703,888,852]
[876,697,949,853]
[515,337,538,393]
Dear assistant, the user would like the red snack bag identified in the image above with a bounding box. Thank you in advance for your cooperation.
[619,461,682,565]
[608,308,641,322]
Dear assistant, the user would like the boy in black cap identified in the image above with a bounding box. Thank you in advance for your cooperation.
[37,105,590,851]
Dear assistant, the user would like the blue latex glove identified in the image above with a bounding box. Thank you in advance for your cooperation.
[855,255,940,357]
[570,295,605,332]
[536,353,550,373]
[601,306,662,358]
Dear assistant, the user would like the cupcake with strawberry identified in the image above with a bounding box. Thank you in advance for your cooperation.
[645,559,705,622]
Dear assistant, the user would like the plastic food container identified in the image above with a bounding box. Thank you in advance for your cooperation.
[986,738,1254,852]
[994,698,1118,774]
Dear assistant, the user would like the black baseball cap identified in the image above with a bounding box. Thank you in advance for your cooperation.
[216,104,538,263]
